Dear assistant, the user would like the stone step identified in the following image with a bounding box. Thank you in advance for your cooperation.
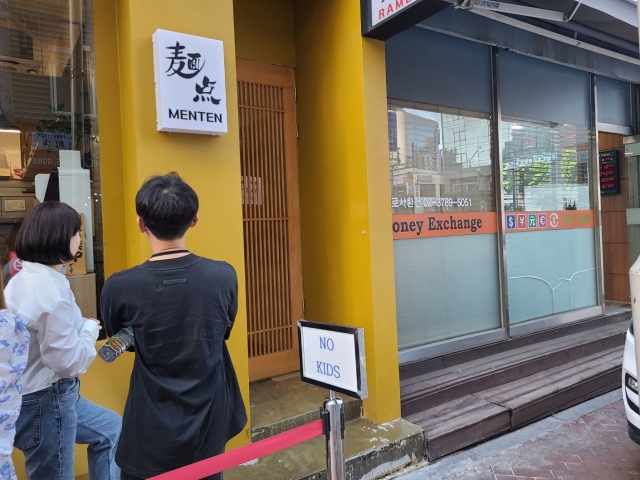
[400,310,630,380]
[226,417,424,480]
[476,347,622,429]
[406,346,623,461]
[401,313,629,416]
[250,373,362,442]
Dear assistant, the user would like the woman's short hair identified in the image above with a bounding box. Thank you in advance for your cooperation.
[16,202,81,265]
[136,172,199,241]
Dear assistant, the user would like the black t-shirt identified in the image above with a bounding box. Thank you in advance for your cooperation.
[101,254,247,478]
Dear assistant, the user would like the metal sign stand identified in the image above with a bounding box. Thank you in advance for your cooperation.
[298,320,367,480]
[321,390,346,480]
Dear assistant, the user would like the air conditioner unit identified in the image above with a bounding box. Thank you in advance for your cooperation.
[0,28,35,74]
[624,136,640,157]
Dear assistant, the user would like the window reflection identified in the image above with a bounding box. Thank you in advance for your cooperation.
[388,101,502,348]
[501,117,597,324]
[502,119,591,212]
[0,0,102,285]
[388,103,494,214]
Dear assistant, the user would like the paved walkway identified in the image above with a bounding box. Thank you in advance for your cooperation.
[390,390,640,480]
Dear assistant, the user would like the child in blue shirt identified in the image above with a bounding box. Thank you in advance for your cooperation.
[0,276,29,480]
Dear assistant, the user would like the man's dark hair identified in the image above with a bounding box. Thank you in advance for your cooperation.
[16,201,81,265]
[136,172,199,241]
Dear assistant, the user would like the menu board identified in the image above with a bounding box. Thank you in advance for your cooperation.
[599,150,620,195]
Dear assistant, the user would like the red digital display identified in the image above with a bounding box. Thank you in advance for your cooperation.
[599,150,619,195]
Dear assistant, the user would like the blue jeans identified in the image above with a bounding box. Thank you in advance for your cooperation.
[14,378,121,480]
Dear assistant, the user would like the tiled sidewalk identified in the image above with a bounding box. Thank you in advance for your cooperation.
[440,400,640,480]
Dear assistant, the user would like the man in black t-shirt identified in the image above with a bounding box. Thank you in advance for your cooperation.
[101,173,247,480]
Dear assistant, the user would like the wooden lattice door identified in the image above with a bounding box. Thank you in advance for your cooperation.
[237,60,303,381]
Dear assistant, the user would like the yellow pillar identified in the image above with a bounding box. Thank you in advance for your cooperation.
[294,0,401,423]
[92,0,250,449]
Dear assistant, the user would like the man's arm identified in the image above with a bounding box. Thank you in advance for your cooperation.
[225,270,238,340]
[101,277,124,338]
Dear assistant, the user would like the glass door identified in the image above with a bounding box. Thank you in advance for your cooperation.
[389,101,502,352]
[502,118,598,324]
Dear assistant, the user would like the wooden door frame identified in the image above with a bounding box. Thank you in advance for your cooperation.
[237,59,303,381]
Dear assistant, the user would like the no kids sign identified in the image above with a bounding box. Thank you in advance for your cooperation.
[298,321,368,399]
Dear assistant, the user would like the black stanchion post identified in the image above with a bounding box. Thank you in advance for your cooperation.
[321,390,346,480]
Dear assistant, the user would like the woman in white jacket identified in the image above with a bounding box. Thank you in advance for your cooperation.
[5,202,121,480]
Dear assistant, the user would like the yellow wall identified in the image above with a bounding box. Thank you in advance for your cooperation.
[94,0,250,446]
[233,0,295,67]
[17,0,250,478]
[293,0,401,423]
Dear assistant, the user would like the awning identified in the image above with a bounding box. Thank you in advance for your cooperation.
[363,0,638,49]
[578,0,637,28]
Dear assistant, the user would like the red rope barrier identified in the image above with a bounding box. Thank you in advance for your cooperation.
[147,419,325,480]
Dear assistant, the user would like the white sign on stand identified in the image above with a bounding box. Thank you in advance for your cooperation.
[298,320,368,399]
[152,29,228,135]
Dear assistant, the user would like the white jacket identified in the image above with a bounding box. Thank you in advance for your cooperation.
[5,261,99,395]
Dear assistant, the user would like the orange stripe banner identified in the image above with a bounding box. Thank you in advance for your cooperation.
[392,213,498,240]
[504,210,594,232]
[392,210,596,240]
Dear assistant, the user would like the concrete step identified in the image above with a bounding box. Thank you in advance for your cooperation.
[405,395,510,462]
[400,309,630,380]
[226,417,424,480]
[401,312,629,417]
[406,346,623,461]
[476,347,622,429]
[250,373,362,442]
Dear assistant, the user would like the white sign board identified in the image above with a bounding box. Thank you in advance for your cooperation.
[371,0,417,27]
[152,29,228,135]
[298,320,367,399]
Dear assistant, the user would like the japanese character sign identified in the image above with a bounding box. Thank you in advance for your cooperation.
[32,132,72,151]
[153,29,227,135]
[165,42,204,79]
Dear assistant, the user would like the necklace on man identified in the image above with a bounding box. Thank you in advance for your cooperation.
[150,250,190,258]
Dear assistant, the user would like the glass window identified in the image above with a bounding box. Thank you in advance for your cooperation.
[389,101,501,349]
[597,76,632,128]
[0,1,102,295]
[502,118,597,324]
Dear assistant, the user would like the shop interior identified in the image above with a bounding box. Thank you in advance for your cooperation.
[0,0,102,319]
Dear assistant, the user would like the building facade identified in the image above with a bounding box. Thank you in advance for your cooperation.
[380,1,639,363]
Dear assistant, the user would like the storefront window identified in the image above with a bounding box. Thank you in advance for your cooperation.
[502,118,597,323]
[389,101,501,349]
[0,1,102,289]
